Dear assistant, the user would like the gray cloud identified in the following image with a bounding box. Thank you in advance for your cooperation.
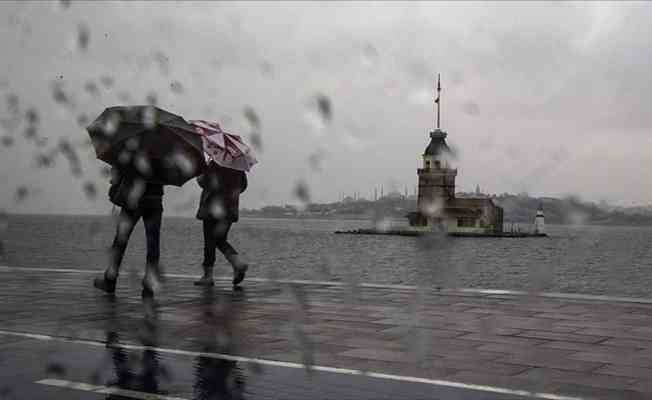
[0,1,650,215]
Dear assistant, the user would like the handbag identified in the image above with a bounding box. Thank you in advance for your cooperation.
[108,176,129,208]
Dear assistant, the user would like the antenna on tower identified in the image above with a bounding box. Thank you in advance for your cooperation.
[434,73,441,130]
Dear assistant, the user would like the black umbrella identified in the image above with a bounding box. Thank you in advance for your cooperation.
[87,106,205,186]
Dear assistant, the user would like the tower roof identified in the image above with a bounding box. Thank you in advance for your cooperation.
[424,129,451,157]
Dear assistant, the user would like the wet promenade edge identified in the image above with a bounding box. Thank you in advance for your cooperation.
[1,265,652,400]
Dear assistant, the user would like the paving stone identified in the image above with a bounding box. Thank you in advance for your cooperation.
[514,329,609,344]
[568,351,652,368]
[337,348,410,363]
[456,332,548,346]
[496,353,604,372]
[443,371,561,392]
[514,367,637,390]
[552,383,651,400]
[538,340,641,353]
[594,364,652,379]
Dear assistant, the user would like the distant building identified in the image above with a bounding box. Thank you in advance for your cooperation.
[534,202,545,234]
[408,75,503,233]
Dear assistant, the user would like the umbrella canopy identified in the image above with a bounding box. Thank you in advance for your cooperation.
[189,120,257,172]
[87,106,205,186]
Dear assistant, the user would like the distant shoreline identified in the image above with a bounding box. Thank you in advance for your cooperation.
[6,213,652,228]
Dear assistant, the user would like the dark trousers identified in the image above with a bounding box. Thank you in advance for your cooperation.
[202,219,237,268]
[110,204,163,271]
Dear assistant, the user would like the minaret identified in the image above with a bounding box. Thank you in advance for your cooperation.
[416,74,457,224]
[534,202,545,234]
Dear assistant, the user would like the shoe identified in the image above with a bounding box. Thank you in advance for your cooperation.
[141,285,154,298]
[232,263,248,286]
[94,272,117,294]
[194,276,215,286]
[141,287,154,298]
[194,265,214,286]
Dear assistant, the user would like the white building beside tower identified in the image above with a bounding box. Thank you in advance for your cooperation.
[534,202,545,234]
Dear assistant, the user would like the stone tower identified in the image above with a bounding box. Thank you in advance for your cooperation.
[417,128,457,219]
[416,74,457,221]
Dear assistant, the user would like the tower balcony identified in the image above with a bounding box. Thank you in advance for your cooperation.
[418,167,457,174]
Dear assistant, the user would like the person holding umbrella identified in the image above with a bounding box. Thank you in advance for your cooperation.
[94,166,165,297]
[88,106,206,297]
[190,120,257,287]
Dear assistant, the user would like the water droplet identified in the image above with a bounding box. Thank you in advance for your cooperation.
[6,93,19,114]
[118,150,131,165]
[35,153,55,168]
[209,200,225,219]
[307,150,325,171]
[142,106,158,129]
[25,107,39,125]
[83,181,97,200]
[117,91,132,103]
[84,81,100,97]
[127,180,145,208]
[168,151,195,175]
[102,112,121,136]
[77,23,90,52]
[420,198,445,218]
[145,92,157,106]
[99,75,114,88]
[15,186,29,202]
[59,139,82,176]
[134,153,152,176]
[303,94,332,133]
[375,218,392,233]
[153,51,170,74]
[125,137,140,151]
[169,80,184,94]
[249,132,263,152]
[243,107,260,130]
[293,181,311,204]
[315,94,332,122]
[1,136,14,147]
[76,113,89,127]
[24,125,37,139]
[51,81,71,105]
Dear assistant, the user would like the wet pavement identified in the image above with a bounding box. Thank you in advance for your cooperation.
[2,266,652,399]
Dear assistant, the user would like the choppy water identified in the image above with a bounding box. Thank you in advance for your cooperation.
[3,214,652,297]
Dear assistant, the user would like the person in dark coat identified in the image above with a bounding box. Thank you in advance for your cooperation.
[195,161,248,286]
[94,166,164,297]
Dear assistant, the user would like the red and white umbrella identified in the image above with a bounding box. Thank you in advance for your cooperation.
[189,120,257,172]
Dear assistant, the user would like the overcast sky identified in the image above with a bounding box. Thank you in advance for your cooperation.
[1,1,651,215]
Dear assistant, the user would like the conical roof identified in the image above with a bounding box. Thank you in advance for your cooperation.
[423,129,451,157]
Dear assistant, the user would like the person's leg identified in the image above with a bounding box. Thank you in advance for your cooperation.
[142,205,163,296]
[195,219,218,286]
[109,208,140,277]
[95,208,139,293]
[214,221,248,286]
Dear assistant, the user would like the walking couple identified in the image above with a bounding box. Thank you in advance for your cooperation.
[93,160,249,297]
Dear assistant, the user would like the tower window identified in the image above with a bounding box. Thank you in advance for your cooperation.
[434,160,441,169]
[425,160,431,169]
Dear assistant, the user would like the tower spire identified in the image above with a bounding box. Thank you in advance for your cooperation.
[435,73,441,130]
